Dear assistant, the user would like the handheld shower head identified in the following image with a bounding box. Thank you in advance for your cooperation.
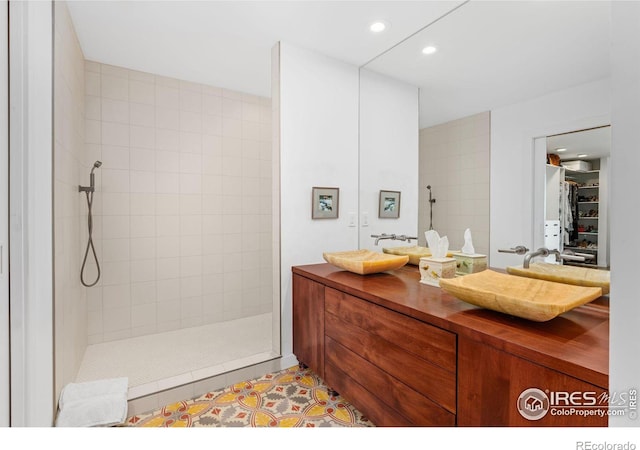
[81,162,102,286]
[90,161,102,188]
[427,184,436,203]
[426,185,436,230]
[79,161,102,193]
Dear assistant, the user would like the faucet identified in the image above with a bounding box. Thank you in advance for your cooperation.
[371,233,418,246]
[523,247,590,268]
[547,249,594,264]
[498,245,529,255]
[372,233,394,245]
[523,248,551,268]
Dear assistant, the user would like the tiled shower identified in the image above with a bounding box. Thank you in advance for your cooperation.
[418,112,490,255]
[53,1,278,411]
[82,61,273,344]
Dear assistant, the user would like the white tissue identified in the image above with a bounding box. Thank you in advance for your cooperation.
[438,236,450,258]
[425,230,439,255]
[461,228,475,255]
[425,229,450,258]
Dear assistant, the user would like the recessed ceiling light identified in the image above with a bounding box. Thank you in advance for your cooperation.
[422,46,437,55]
[577,154,588,158]
[370,21,387,33]
[555,148,567,152]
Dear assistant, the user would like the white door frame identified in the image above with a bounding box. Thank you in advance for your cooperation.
[8,0,54,426]
[531,136,548,254]
[1,0,10,427]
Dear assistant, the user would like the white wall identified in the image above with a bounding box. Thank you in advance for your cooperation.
[419,112,490,255]
[359,69,419,251]
[279,42,359,357]
[9,0,54,426]
[271,44,282,356]
[53,0,87,405]
[490,78,610,269]
[610,0,640,427]
[597,156,610,268]
[0,0,9,428]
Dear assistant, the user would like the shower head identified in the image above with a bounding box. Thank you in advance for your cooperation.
[427,185,431,190]
[79,161,103,193]
[89,161,102,189]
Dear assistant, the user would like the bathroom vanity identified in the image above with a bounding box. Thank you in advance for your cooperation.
[292,263,609,427]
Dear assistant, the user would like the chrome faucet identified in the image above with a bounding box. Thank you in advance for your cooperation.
[371,233,418,246]
[523,247,591,268]
[372,233,394,245]
[498,245,529,255]
[523,248,551,268]
[547,249,594,264]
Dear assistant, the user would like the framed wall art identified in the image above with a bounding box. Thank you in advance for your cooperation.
[312,187,339,219]
[379,190,400,219]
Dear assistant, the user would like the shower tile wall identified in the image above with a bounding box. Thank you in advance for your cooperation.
[84,62,273,344]
[53,1,88,398]
[418,111,490,255]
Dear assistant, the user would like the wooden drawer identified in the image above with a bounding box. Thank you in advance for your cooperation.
[324,361,409,427]
[325,311,457,413]
[325,336,455,426]
[325,287,456,372]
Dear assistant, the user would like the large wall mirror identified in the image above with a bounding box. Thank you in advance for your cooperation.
[540,126,610,268]
[358,1,611,269]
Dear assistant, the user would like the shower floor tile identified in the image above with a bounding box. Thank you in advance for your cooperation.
[75,313,274,397]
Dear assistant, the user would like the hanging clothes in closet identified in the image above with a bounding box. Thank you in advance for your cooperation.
[561,180,579,245]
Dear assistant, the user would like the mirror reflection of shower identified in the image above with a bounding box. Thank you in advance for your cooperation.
[79,161,102,287]
[427,185,436,230]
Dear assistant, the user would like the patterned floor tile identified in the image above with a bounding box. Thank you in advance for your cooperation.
[127,366,374,427]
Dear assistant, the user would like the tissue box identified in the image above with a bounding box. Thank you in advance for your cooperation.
[452,252,487,276]
[419,257,457,287]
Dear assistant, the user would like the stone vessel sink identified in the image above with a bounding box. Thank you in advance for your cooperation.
[438,269,603,322]
[323,249,409,275]
[506,262,610,295]
[382,245,455,265]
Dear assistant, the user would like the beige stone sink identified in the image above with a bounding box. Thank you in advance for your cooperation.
[323,249,409,275]
[506,262,610,295]
[382,245,455,265]
[438,270,603,322]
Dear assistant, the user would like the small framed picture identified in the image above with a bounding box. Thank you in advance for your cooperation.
[312,187,339,219]
[379,190,401,219]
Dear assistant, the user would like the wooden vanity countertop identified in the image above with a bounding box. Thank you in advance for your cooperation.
[292,263,609,389]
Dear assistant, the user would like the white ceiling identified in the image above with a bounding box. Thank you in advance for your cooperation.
[547,126,611,161]
[66,0,463,98]
[365,1,612,128]
[67,1,611,128]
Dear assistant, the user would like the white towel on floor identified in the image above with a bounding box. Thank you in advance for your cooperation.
[56,377,129,427]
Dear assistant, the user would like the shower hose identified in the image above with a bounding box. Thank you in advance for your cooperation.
[80,188,100,287]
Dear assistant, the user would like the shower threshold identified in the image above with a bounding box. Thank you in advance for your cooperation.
[75,313,276,400]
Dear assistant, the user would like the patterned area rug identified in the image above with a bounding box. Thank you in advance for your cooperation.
[127,366,374,427]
